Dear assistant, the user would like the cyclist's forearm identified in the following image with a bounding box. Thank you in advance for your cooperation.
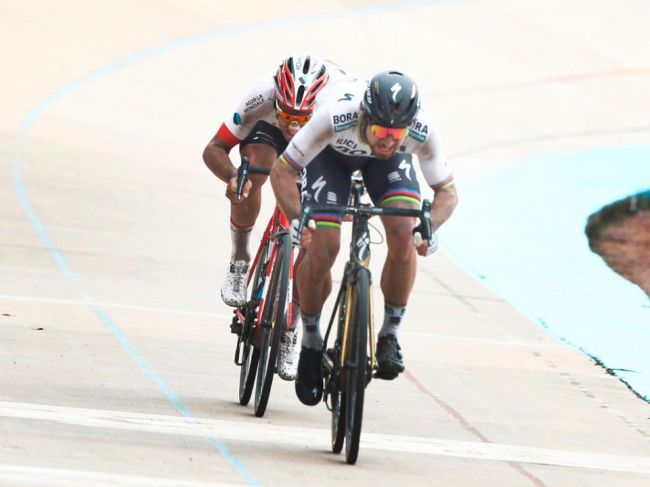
[270,160,302,220]
[430,185,458,232]
[203,142,237,184]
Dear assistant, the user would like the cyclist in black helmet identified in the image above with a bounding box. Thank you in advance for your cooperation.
[270,70,458,406]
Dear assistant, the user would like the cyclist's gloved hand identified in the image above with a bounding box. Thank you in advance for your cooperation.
[290,218,316,248]
[413,232,438,256]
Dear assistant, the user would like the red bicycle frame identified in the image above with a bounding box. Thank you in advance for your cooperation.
[235,205,294,330]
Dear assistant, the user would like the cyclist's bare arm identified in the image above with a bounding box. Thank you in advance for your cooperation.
[203,71,277,184]
[412,124,458,233]
[203,131,252,202]
[270,158,302,221]
[203,131,238,183]
[430,182,458,232]
[271,104,333,220]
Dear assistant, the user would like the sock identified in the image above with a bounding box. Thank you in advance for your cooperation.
[379,303,406,340]
[301,312,323,350]
[230,219,253,262]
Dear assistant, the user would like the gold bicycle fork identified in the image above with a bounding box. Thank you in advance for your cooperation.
[339,272,376,372]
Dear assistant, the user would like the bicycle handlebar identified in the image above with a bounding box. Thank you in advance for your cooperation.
[299,195,433,243]
[235,156,271,200]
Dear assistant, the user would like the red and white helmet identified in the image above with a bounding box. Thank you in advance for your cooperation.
[274,54,330,113]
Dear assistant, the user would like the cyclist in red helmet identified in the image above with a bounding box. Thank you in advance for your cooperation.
[203,54,347,380]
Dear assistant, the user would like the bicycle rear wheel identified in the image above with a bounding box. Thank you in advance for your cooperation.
[254,233,291,417]
[345,268,370,465]
[238,242,269,405]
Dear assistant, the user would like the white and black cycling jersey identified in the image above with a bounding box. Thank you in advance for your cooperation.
[280,78,453,191]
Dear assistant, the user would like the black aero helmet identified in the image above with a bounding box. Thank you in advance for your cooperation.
[363,71,420,128]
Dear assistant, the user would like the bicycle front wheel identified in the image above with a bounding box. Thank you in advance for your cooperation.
[254,232,291,417]
[345,267,370,465]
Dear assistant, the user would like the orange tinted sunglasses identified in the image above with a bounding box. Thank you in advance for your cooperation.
[276,107,312,126]
[369,124,409,140]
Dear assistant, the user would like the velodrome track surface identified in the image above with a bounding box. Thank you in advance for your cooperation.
[1,1,649,486]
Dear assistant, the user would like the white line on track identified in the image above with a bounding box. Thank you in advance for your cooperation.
[0,293,561,349]
[0,464,242,487]
[0,293,227,319]
[2,401,650,475]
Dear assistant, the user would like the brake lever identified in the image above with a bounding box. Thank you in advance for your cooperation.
[235,156,250,200]
[413,199,432,243]
[298,194,314,234]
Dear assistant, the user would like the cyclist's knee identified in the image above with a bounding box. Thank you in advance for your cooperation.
[241,144,275,166]
[248,173,268,192]
[384,220,415,259]
[306,231,340,270]
[240,146,276,190]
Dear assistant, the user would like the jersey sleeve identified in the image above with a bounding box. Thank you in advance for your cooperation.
[414,125,454,191]
[279,102,335,171]
[219,76,276,146]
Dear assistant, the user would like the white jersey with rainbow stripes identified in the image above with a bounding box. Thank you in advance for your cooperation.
[280,78,454,191]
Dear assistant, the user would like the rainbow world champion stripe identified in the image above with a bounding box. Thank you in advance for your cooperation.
[379,187,421,207]
[313,212,342,230]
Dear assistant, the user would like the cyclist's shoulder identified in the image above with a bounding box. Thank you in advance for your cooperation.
[324,76,366,103]
[317,77,367,130]
[224,70,277,131]
[323,59,348,83]
[406,105,436,145]
[235,71,276,112]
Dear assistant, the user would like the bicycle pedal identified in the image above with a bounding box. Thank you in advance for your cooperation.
[230,320,243,335]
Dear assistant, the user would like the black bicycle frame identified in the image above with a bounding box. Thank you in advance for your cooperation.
[301,175,432,391]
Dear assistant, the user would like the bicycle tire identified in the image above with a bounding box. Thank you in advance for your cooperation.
[345,268,370,465]
[254,232,291,417]
[239,345,260,405]
[238,242,269,406]
[331,282,348,453]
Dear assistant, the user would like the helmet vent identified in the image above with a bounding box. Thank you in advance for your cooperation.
[303,56,311,74]
[296,85,305,105]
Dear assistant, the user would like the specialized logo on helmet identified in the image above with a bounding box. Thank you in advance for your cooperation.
[390,82,402,102]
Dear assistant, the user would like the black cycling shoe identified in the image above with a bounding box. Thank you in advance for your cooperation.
[295,347,324,406]
[375,334,405,380]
